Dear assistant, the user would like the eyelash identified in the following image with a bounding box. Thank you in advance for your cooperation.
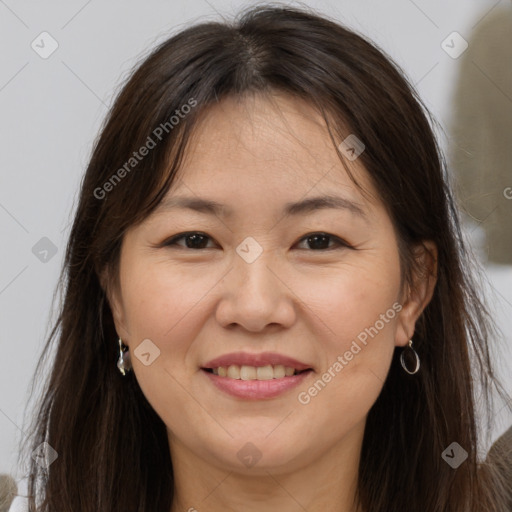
[162,231,352,251]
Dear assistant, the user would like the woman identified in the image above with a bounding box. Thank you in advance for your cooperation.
[15,4,511,511]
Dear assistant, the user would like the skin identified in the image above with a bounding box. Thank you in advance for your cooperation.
[107,91,437,512]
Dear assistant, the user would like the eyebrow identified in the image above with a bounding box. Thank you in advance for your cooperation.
[153,194,368,220]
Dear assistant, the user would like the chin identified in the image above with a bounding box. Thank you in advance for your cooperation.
[214,431,309,472]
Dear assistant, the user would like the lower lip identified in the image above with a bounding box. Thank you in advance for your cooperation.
[201,369,313,399]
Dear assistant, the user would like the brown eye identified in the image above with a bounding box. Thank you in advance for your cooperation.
[295,233,350,251]
[164,232,216,249]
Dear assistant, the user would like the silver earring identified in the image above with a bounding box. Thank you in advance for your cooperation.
[117,338,132,376]
[400,339,420,375]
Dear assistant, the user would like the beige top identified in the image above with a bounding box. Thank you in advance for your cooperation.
[485,425,512,508]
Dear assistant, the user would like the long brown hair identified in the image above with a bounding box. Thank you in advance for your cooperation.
[19,4,511,511]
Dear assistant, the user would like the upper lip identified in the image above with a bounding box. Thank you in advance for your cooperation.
[202,352,312,371]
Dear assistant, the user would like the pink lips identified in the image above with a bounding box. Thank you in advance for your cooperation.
[201,351,314,400]
[202,369,313,399]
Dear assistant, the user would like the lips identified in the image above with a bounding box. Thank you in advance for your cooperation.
[200,352,314,399]
[202,351,313,372]
[202,368,313,399]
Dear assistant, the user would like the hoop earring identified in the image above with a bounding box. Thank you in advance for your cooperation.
[117,338,132,376]
[400,339,420,375]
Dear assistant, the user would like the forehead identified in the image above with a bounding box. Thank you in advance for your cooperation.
[170,92,378,207]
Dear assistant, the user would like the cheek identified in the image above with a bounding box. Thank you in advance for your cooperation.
[117,261,210,427]
[296,249,401,404]
[301,256,401,345]
[120,257,212,339]
[118,258,224,402]
[294,272,400,438]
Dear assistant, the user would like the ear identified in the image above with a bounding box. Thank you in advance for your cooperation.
[99,266,131,344]
[395,240,438,347]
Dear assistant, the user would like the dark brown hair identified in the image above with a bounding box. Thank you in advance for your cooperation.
[20,4,511,511]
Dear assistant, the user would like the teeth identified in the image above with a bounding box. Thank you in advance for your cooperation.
[256,365,273,380]
[227,365,240,379]
[240,366,257,380]
[210,364,304,380]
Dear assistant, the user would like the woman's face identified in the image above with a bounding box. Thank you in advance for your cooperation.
[109,92,434,474]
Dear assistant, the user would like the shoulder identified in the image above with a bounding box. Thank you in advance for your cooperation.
[8,495,29,512]
[6,476,29,512]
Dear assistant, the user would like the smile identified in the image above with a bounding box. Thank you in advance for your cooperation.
[201,365,314,399]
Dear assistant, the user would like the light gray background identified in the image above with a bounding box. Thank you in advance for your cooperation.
[1,0,511,480]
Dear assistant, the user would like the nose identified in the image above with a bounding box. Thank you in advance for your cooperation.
[215,249,297,333]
